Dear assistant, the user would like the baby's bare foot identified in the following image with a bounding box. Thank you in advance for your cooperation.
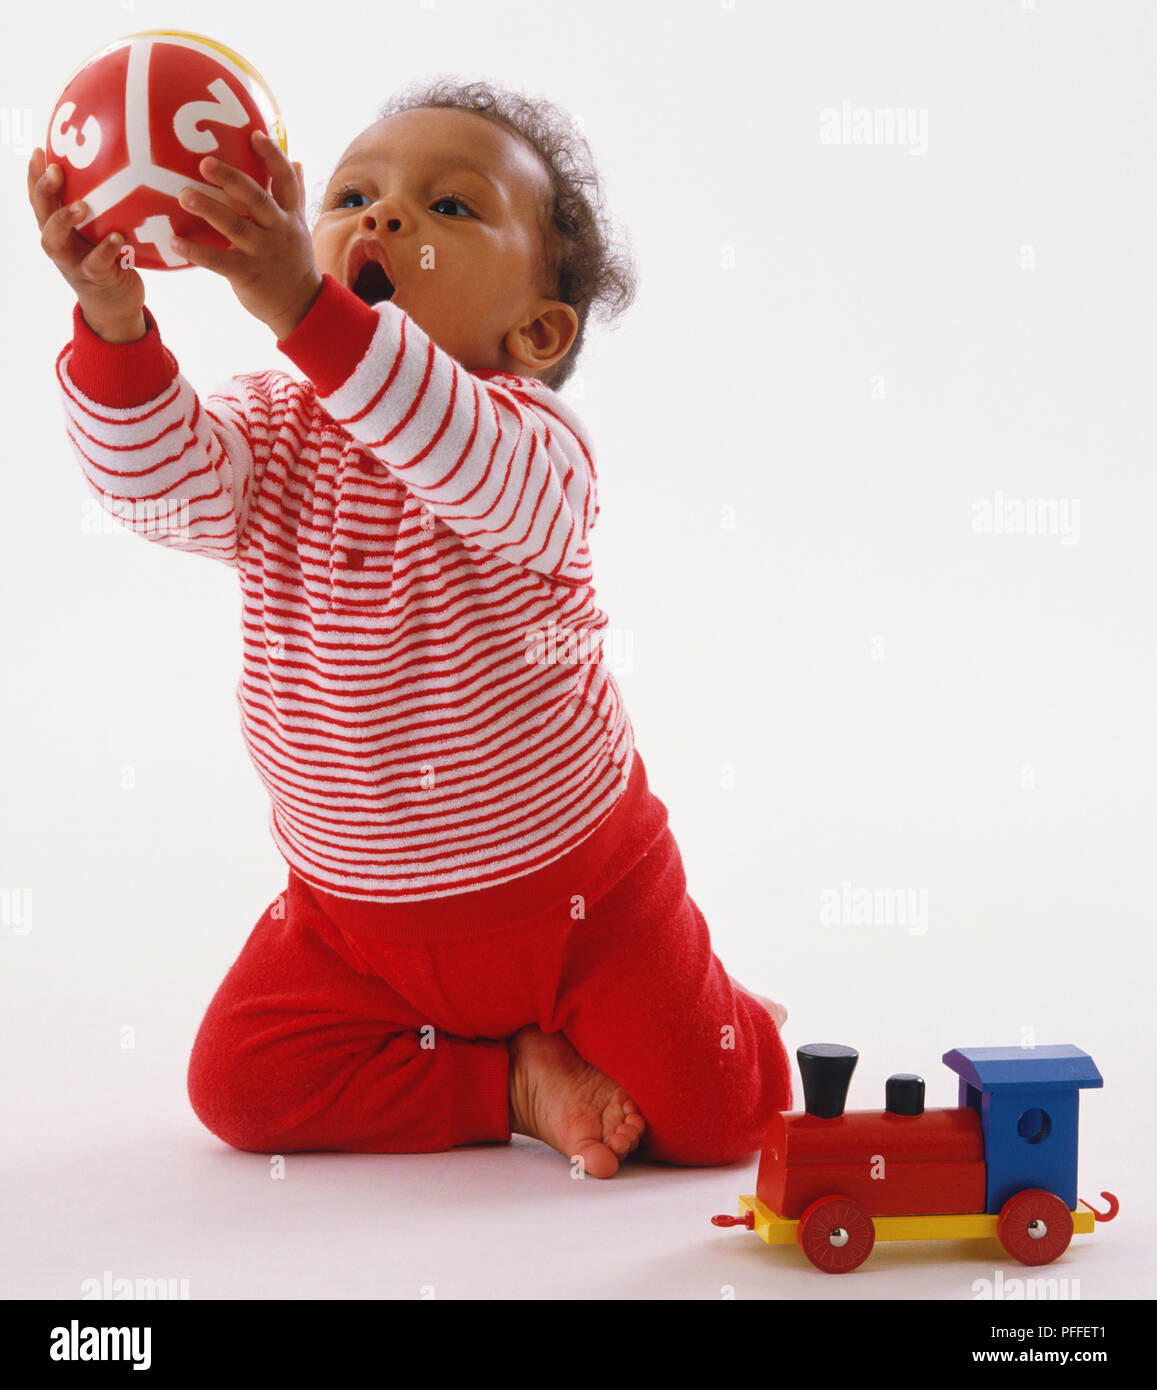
[507,1025,646,1179]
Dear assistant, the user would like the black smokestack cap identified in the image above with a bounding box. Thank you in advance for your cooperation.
[886,1073,925,1116]
[797,1043,858,1118]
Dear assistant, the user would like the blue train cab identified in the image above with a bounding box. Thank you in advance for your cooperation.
[941,1044,1103,1213]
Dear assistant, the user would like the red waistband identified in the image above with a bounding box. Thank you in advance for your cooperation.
[294,748,664,942]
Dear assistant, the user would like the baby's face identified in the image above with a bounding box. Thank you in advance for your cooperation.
[312,107,575,376]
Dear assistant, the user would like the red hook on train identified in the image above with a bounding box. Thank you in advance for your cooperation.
[1082,1191,1119,1221]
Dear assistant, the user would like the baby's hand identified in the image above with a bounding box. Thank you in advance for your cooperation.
[28,147,146,340]
[172,129,323,341]
[761,997,788,1030]
[728,973,788,1030]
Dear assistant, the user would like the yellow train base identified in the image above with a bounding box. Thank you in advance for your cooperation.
[734,1193,1098,1247]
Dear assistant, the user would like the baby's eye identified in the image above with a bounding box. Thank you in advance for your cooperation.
[334,186,368,209]
[430,194,473,217]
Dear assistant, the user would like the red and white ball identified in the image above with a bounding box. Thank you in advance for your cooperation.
[46,29,287,271]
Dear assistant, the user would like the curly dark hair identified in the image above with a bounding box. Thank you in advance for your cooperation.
[317,78,638,390]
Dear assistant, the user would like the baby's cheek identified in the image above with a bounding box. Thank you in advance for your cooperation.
[309,229,336,274]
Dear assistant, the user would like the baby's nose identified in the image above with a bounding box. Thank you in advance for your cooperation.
[361,210,402,233]
[359,194,408,235]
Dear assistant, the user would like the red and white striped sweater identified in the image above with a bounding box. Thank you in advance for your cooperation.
[57,273,635,901]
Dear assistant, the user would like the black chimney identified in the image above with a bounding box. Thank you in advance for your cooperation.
[885,1074,925,1116]
[797,1043,858,1118]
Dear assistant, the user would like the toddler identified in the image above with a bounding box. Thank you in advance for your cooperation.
[31,77,791,1177]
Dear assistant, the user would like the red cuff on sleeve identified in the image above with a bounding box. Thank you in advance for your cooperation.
[275,273,382,396]
[66,302,178,407]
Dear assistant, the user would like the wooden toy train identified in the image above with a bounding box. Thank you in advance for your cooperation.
[712,1043,1118,1273]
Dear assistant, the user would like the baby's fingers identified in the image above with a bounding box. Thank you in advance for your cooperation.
[76,226,128,284]
[30,159,118,274]
[27,147,47,204]
[29,151,69,231]
[39,195,91,263]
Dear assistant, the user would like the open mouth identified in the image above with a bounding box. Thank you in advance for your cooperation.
[351,260,395,305]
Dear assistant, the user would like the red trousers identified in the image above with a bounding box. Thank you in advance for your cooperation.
[186,751,792,1165]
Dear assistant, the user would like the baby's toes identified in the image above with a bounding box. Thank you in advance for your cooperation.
[604,1128,635,1159]
[605,1106,646,1156]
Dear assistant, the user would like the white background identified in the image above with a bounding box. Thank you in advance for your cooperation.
[1,0,1152,1304]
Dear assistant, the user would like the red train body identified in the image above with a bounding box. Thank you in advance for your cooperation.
[757,1107,985,1218]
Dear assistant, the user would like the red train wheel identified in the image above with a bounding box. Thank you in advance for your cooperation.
[997,1190,1073,1266]
[797,1195,875,1273]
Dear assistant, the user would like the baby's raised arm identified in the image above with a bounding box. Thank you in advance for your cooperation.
[33,149,272,568]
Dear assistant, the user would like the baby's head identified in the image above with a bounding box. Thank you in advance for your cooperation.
[308,79,636,389]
